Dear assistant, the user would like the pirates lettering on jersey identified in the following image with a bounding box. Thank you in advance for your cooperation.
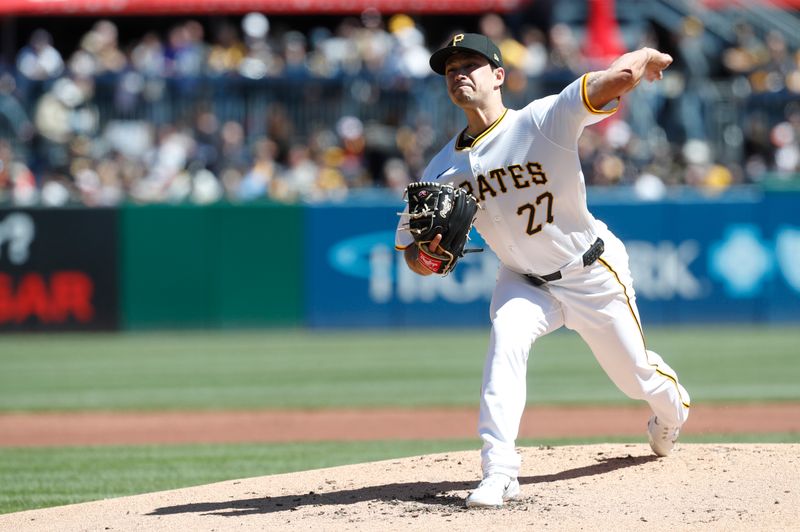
[526,163,547,185]
[459,161,549,202]
[489,169,508,193]
[476,174,496,199]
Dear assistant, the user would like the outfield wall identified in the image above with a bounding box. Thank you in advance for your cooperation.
[310,189,800,327]
[0,208,119,331]
[1,189,798,331]
[118,203,305,330]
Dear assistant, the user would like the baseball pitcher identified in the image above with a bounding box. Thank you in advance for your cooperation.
[395,33,691,508]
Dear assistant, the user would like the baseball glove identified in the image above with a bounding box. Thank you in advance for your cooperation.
[401,181,480,275]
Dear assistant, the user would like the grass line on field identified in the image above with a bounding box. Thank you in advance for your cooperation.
[0,326,798,411]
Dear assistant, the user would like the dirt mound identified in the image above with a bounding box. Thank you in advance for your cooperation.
[2,444,797,531]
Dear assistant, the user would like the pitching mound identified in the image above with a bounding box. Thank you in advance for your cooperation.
[2,444,797,531]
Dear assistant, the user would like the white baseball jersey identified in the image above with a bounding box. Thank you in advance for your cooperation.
[396,74,615,275]
[396,72,690,481]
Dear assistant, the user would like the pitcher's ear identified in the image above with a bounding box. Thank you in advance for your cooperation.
[494,66,505,87]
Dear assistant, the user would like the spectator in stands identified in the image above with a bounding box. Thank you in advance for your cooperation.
[282,31,311,79]
[236,136,283,201]
[264,103,294,162]
[79,20,128,76]
[547,23,585,75]
[190,167,224,204]
[315,146,349,201]
[386,14,431,79]
[520,26,548,77]
[755,30,796,93]
[0,73,35,145]
[335,115,371,188]
[273,143,320,201]
[14,29,65,112]
[128,32,169,110]
[239,12,282,79]
[770,118,800,177]
[789,49,800,93]
[33,76,98,177]
[622,26,666,144]
[0,140,14,201]
[16,29,64,82]
[218,120,250,172]
[39,171,75,206]
[480,14,528,72]
[382,156,412,196]
[479,14,529,94]
[71,156,105,206]
[207,22,246,74]
[129,123,195,203]
[314,18,361,77]
[130,32,166,77]
[674,16,711,141]
[742,110,774,181]
[192,109,221,173]
[722,21,769,78]
[353,9,395,84]
[0,140,37,205]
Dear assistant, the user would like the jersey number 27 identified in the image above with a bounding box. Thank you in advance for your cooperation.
[516,191,554,235]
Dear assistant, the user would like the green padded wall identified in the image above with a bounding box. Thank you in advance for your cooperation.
[120,203,303,329]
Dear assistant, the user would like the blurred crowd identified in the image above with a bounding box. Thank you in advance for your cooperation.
[1,10,800,206]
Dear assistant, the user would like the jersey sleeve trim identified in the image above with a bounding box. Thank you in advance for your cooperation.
[581,73,619,115]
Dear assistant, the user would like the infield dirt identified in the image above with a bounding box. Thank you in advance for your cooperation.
[2,403,799,446]
[1,443,798,531]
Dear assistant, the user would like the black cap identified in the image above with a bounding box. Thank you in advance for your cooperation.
[429,33,503,75]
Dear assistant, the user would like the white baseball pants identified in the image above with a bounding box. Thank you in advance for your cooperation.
[478,228,691,478]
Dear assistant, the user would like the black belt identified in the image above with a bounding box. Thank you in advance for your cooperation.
[526,238,604,286]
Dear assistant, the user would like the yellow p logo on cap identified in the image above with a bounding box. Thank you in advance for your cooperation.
[452,34,464,46]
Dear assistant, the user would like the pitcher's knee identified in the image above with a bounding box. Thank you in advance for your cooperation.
[490,315,538,355]
[616,376,649,401]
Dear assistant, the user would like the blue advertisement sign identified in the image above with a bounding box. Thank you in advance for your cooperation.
[305,191,800,328]
[305,202,497,327]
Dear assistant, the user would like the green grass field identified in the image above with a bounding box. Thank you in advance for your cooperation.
[1,325,798,514]
[1,326,799,411]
